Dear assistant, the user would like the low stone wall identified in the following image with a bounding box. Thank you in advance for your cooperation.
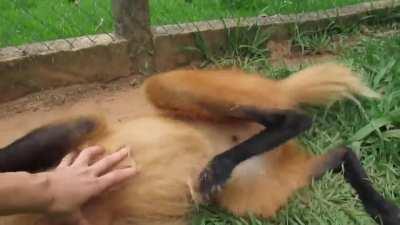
[0,0,398,103]
[0,34,130,103]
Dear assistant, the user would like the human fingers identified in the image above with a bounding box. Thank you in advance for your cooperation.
[90,147,131,176]
[72,146,105,167]
[57,151,78,168]
[95,167,137,193]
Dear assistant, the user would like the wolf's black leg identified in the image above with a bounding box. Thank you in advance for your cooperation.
[199,108,312,201]
[0,117,101,173]
[313,147,400,225]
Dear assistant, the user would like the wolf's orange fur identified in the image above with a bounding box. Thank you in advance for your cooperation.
[0,63,379,225]
[145,63,379,121]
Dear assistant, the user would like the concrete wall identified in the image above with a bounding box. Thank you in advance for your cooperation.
[0,0,399,103]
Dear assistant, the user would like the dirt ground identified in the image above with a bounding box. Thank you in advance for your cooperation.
[0,75,159,147]
[3,25,396,148]
[0,40,339,148]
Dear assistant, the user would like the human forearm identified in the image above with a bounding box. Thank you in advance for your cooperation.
[0,172,53,215]
[0,146,135,222]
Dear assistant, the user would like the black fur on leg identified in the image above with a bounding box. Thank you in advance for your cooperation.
[198,107,312,201]
[315,147,400,225]
[0,116,104,173]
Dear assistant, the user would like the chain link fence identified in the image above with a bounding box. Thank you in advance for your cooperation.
[2,0,400,56]
[149,0,373,25]
[0,0,115,49]
[0,0,385,48]
[1,0,400,104]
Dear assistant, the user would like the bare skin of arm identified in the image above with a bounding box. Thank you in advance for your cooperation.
[0,146,137,224]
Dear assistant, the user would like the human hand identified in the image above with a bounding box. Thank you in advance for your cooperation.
[45,146,137,215]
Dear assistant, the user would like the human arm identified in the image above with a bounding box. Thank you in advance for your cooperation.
[0,171,52,215]
[0,146,136,217]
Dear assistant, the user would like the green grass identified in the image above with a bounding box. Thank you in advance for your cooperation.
[1,1,399,223]
[151,0,372,25]
[0,0,374,48]
[191,33,400,225]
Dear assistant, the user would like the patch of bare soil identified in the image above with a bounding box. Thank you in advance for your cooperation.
[267,39,337,68]
[0,75,159,146]
[0,34,362,146]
